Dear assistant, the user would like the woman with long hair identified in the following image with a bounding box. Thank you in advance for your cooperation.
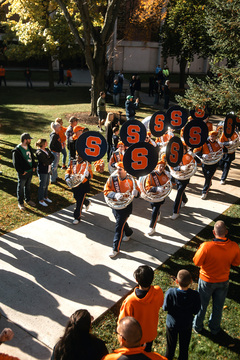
[52,309,108,360]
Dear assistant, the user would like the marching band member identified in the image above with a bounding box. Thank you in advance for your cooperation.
[104,162,140,258]
[145,131,157,147]
[218,129,239,185]
[109,141,125,171]
[145,157,170,235]
[171,145,195,220]
[194,131,221,200]
[65,155,93,225]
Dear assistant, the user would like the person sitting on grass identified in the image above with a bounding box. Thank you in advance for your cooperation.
[163,269,201,360]
[118,265,164,352]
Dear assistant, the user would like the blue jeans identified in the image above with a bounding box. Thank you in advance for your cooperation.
[38,173,50,200]
[193,278,229,334]
[51,152,60,182]
[61,146,67,166]
[17,171,33,204]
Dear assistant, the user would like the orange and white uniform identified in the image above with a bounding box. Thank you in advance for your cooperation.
[65,160,92,184]
[109,150,124,169]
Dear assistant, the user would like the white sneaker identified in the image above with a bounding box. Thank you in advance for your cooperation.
[44,198,52,203]
[147,227,155,236]
[181,201,187,208]
[72,219,80,225]
[220,180,226,185]
[122,235,131,242]
[109,250,119,258]
[18,203,25,211]
[201,193,207,200]
[39,200,48,207]
[85,200,91,211]
[171,213,179,220]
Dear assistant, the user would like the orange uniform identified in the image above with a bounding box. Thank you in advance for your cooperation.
[104,175,139,196]
[66,161,93,184]
[194,140,221,155]
[145,171,169,192]
[109,150,124,168]
[219,131,239,145]
[102,347,167,360]
[193,237,240,283]
[118,285,164,345]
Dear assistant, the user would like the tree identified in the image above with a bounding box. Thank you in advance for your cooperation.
[56,0,121,115]
[4,0,81,88]
[160,0,212,88]
[176,0,240,116]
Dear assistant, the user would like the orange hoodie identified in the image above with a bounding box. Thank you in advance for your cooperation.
[118,285,164,345]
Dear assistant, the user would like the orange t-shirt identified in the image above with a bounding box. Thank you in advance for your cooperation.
[193,238,240,283]
[67,70,72,78]
[0,68,5,76]
[58,126,67,143]
[118,285,164,344]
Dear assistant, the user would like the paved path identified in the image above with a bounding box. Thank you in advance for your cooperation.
[0,150,239,359]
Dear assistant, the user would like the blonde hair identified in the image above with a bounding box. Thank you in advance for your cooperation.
[104,112,114,127]
[55,117,63,125]
[51,122,61,131]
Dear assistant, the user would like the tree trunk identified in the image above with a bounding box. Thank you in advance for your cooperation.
[179,57,187,89]
[48,56,55,89]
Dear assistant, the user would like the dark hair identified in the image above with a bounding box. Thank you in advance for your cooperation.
[133,265,154,288]
[54,310,91,360]
[36,139,47,148]
[113,126,119,133]
[69,116,78,123]
[100,91,105,96]
[177,269,192,288]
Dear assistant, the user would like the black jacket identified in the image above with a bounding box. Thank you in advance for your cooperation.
[36,148,55,174]
[12,144,36,175]
[49,132,62,152]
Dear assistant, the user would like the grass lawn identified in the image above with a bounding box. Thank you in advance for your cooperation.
[0,87,239,359]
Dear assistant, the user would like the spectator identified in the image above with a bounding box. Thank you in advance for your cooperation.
[155,64,161,74]
[117,70,124,93]
[113,79,121,106]
[24,67,32,88]
[164,80,170,109]
[112,126,120,152]
[97,91,107,132]
[105,112,115,162]
[57,64,64,84]
[125,95,139,121]
[102,317,167,360]
[51,309,108,360]
[149,74,155,97]
[162,65,170,81]
[193,220,240,335]
[66,68,72,86]
[66,116,78,165]
[35,139,54,207]
[134,75,141,99]
[55,118,67,169]
[118,265,164,351]
[0,65,6,86]
[106,69,115,93]
[163,269,201,360]
[49,122,62,184]
[129,75,136,97]
[12,133,36,211]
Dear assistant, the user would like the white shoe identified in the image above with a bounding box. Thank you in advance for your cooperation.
[220,180,226,185]
[44,198,52,203]
[109,250,119,258]
[39,200,48,207]
[171,213,179,220]
[18,203,25,211]
[181,200,188,208]
[201,193,207,200]
[122,235,131,242]
[147,227,155,236]
[85,200,91,211]
[73,219,80,225]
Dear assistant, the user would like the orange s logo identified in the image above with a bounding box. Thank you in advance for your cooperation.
[131,147,148,170]
[169,142,180,164]
[85,136,101,157]
[127,125,140,144]
[154,114,164,132]
[195,108,205,118]
[226,117,233,136]
[171,111,182,127]
[189,126,201,146]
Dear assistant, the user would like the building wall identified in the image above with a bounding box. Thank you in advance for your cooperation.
[112,40,209,74]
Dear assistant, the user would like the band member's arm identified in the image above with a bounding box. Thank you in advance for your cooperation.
[104,178,117,199]
[145,174,158,193]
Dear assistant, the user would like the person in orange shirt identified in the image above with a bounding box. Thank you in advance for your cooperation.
[194,131,222,200]
[170,145,196,220]
[104,161,139,258]
[0,65,6,86]
[218,130,239,185]
[145,157,170,235]
[66,68,72,86]
[55,118,68,169]
[118,265,164,352]
[102,317,167,360]
[65,155,93,224]
[193,220,240,335]
[109,141,126,173]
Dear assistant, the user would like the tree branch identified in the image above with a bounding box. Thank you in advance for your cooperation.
[101,0,121,43]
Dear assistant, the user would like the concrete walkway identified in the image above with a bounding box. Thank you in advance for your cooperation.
[0,149,239,359]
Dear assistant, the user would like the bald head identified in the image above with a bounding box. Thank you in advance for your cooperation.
[214,220,227,237]
[117,317,142,348]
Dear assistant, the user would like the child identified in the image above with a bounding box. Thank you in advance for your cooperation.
[118,265,164,352]
[55,117,67,169]
[163,269,201,360]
